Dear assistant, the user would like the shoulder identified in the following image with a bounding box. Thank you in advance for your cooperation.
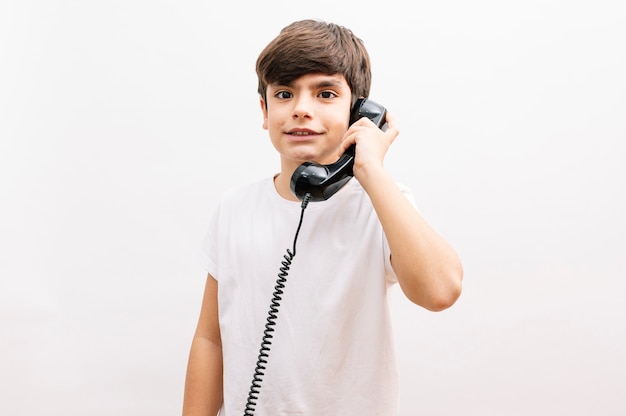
[219,177,274,206]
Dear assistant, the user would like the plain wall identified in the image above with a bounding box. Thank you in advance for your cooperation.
[1,0,624,414]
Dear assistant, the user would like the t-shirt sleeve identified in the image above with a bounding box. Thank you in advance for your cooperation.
[198,203,221,280]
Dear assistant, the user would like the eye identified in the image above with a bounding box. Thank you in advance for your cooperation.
[274,90,292,99]
[319,91,338,99]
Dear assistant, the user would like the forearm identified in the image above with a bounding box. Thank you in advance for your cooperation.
[359,166,463,310]
[182,336,224,416]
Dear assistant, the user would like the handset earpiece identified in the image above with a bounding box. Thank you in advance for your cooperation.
[290,98,387,201]
[349,98,388,131]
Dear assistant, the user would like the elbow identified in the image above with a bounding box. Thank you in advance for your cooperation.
[429,264,464,311]
[402,264,464,312]
[423,280,462,312]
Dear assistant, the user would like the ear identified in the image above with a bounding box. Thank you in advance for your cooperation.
[259,97,268,130]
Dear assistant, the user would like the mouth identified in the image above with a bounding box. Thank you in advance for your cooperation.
[287,128,319,137]
[286,129,321,143]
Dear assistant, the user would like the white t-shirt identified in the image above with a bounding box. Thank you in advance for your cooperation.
[200,176,414,416]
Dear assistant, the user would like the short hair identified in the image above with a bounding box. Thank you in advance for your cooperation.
[256,19,372,104]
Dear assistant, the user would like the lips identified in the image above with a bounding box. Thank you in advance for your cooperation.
[287,128,318,136]
[285,129,320,143]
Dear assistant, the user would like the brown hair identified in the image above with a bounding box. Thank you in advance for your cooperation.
[256,19,372,104]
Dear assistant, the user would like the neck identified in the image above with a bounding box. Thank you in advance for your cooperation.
[273,172,300,201]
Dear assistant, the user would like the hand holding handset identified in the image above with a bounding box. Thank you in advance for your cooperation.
[289,98,388,201]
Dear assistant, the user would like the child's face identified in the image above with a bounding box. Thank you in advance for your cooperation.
[261,73,352,169]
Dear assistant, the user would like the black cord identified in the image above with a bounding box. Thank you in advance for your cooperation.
[243,193,311,415]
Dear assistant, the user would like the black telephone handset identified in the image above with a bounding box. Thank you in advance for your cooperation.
[289,98,387,202]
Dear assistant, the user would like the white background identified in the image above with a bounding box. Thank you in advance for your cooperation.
[1,0,625,415]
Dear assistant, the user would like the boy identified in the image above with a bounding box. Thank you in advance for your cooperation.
[183,19,463,416]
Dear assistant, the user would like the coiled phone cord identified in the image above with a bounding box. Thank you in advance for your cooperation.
[243,192,312,415]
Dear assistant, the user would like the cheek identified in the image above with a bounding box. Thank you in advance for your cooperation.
[266,110,288,132]
[323,106,351,131]
[266,116,280,132]
[330,118,350,138]
[265,118,285,141]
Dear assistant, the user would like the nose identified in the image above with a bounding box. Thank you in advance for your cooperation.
[292,95,313,120]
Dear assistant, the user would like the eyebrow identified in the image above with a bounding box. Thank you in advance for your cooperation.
[311,79,344,89]
[274,77,346,90]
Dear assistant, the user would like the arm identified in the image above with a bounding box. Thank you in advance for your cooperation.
[182,273,223,415]
[343,114,464,311]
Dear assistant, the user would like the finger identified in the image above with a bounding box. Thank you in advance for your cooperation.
[383,112,399,141]
[338,130,356,156]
